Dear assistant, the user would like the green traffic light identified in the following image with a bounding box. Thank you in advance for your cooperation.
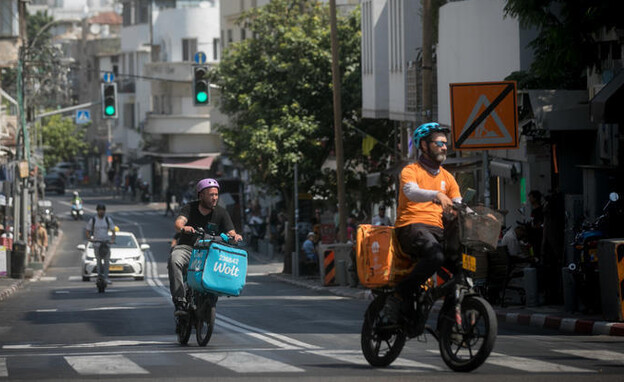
[196,92,208,103]
[105,106,116,115]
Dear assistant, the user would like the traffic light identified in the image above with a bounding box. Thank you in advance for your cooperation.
[192,65,209,106]
[101,83,118,119]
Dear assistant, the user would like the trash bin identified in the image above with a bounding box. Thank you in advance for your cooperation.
[11,240,27,279]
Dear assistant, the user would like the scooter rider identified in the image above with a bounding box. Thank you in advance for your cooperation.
[72,191,82,205]
[85,204,116,284]
[383,122,462,324]
[168,178,243,316]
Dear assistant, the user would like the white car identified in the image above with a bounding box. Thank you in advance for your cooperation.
[78,231,150,281]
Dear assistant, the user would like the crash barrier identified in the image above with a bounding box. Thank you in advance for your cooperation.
[318,243,353,286]
[323,250,335,286]
[598,239,624,321]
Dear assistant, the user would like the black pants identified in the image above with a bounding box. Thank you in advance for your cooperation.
[395,223,445,296]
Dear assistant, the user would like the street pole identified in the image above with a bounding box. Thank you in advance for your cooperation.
[422,0,433,122]
[293,162,299,277]
[329,0,347,243]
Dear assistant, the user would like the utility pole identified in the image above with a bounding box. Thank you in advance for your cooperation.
[329,0,347,243]
[421,0,433,123]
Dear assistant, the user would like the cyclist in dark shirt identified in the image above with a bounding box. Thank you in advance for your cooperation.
[168,178,243,316]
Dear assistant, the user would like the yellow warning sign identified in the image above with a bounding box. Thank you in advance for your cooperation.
[450,81,519,150]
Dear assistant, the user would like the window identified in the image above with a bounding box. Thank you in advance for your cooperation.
[241,28,246,41]
[122,2,133,26]
[227,29,233,43]
[124,103,135,129]
[137,0,149,24]
[0,0,15,37]
[182,38,197,62]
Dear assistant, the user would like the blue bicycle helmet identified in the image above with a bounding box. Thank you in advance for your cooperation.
[413,122,450,149]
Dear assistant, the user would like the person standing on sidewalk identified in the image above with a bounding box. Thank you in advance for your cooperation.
[164,187,175,217]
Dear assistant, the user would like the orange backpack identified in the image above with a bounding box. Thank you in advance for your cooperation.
[356,225,416,288]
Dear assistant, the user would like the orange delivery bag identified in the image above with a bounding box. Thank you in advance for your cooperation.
[356,224,416,288]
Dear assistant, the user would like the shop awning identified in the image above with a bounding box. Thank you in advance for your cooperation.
[161,155,217,170]
[590,70,624,125]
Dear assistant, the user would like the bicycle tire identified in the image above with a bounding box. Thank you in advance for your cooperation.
[195,296,216,346]
[361,295,406,367]
[438,295,497,372]
[176,315,192,345]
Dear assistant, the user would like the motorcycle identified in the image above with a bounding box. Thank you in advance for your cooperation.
[71,201,84,220]
[360,203,498,372]
[570,192,624,313]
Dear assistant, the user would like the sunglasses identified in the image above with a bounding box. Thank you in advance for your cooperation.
[431,140,448,147]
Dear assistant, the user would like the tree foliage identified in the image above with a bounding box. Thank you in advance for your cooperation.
[504,0,623,89]
[41,115,89,169]
[212,0,395,210]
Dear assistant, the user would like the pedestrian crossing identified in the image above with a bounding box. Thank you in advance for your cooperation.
[2,347,623,377]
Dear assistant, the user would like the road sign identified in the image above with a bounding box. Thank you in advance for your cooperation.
[75,109,91,124]
[194,51,207,65]
[102,72,115,83]
[450,81,518,150]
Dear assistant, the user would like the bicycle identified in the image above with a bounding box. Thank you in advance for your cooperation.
[175,228,247,346]
[360,202,499,372]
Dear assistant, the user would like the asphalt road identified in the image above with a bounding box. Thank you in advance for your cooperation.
[1,193,624,381]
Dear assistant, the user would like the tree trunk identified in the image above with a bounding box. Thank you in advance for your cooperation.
[282,191,294,274]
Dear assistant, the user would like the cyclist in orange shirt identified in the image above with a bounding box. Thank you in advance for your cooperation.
[383,122,462,325]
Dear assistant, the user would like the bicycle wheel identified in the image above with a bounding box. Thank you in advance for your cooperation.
[361,295,406,367]
[438,296,497,372]
[176,315,192,345]
[195,295,216,346]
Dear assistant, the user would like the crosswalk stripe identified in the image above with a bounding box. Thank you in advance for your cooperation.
[307,350,443,372]
[190,352,304,373]
[487,352,594,373]
[0,358,7,377]
[64,355,149,375]
[554,349,624,364]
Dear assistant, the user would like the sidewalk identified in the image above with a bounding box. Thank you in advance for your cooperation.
[251,250,624,337]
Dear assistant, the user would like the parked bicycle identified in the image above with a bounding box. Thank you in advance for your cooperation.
[360,202,499,372]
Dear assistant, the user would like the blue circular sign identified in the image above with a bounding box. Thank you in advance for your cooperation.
[102,72,115,83]
[194,52,207,65]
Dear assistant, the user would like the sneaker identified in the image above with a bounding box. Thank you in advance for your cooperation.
[174,301,188,317]
[105,278,112,285]
[381,295,403,325]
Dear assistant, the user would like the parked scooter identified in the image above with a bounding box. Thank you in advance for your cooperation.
[570,192,624,313]
[71,201,84,220]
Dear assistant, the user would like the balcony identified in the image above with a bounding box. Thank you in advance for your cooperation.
[144,113,214,135]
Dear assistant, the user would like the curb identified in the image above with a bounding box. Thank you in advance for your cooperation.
[498,311,624,336]
[0,229,64,303]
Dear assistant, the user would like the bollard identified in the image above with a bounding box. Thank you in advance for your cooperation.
[523,267,539,307]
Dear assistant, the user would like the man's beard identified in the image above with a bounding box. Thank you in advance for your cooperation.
[199,199,215,209]
[434,153,446,163]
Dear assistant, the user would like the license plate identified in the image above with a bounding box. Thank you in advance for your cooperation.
[462,253,476,272]
[109,265,123,271]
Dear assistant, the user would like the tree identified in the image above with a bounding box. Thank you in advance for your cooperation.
[504,0,623,89]
[212,0,395,271]
[40,115,89,169]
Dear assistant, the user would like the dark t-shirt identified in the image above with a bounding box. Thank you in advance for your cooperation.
[176,201,235,246]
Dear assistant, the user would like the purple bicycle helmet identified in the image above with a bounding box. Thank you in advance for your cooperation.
[413,122,450,149]
[196,178,220,194]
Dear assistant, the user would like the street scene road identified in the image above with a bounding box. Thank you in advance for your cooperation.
[1,194,624,381]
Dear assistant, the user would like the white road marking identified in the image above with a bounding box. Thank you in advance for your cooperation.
[68,276,83,281]
[487,352,594,373]
[4,340,170,350]
[308,350,444,372]
[190,352,304,373]
[554,349,624,364]
[0,358,7,377]
[86,306,138,311]
[32,276,57,282]
[35,309,58,313]
[65,354,149,375]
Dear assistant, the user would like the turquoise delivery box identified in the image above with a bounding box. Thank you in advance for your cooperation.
[187,239,248,296]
